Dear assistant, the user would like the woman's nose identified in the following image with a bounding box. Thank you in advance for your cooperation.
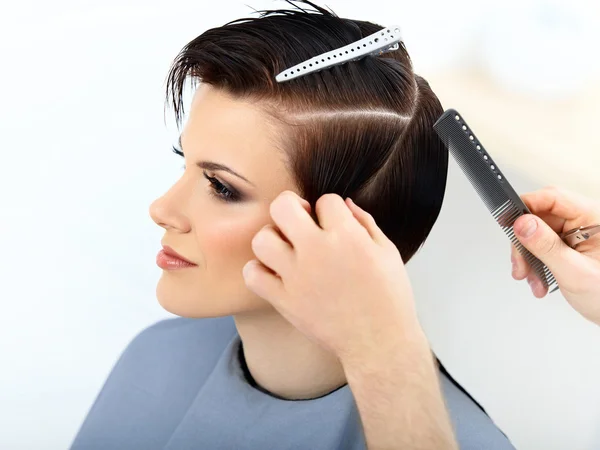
[149,184,191,233]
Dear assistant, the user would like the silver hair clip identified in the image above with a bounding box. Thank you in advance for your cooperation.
[275,25,402,83]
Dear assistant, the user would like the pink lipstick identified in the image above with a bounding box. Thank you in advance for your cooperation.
[156,245,197,270]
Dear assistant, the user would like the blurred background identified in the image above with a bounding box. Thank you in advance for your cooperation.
[1,0,599,448]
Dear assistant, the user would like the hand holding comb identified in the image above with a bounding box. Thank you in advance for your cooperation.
[433,109,600,294]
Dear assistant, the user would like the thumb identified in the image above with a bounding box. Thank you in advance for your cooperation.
[514,214,583,284]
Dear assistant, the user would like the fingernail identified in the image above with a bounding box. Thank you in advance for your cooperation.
[511,254,518,275]
[517,217,538,238]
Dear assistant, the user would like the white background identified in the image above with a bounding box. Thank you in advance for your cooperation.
[1,1,599,449]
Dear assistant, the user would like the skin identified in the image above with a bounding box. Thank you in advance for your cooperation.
[150,83,458,448]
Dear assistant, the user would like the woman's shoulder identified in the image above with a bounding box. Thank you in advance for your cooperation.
[85,316,237,401]
[70,317,238,448]
[119,316,237,371]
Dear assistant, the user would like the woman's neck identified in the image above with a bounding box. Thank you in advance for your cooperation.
[233,308,347,400]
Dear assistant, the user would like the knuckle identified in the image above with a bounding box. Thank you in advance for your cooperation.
[324,229,343,247]
[338,217,354,231]
[538,233,561,256]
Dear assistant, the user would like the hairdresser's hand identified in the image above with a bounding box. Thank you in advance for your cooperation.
[244,191,458,450]
[511,186,600,325]
[242,190,424,364]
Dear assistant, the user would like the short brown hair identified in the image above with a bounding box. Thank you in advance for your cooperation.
[166,1,447,263]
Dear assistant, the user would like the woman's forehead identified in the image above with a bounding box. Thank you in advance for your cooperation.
[182,85,294,193]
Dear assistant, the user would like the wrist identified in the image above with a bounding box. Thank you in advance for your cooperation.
[341,318,433,378]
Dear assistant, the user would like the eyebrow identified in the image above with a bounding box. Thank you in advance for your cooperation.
[179,136,255,187]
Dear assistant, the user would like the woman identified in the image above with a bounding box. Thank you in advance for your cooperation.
[70,2,514,449]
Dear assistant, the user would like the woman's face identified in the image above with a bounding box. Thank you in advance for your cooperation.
[149,84,298,318]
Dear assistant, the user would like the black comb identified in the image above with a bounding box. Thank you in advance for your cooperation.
[433,108,559,293]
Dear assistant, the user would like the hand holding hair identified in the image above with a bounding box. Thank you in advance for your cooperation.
[242,190,419,362]
[243,190,458,450]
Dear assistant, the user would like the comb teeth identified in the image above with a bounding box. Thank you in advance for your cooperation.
[434,109,559,292]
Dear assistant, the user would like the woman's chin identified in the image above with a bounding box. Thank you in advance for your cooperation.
[155,280,271,318]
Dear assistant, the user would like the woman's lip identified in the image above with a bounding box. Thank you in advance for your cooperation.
[161,245,196,264]
[156,249,197,270]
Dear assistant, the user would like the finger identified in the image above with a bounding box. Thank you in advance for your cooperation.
[526,273,549,298]
[511,244,531,280]
[346,197,390,246]
[269,191,320,246]
[297,196,319,227]
[293,195,312,214]
[514,214,589,282]
[251,225,294,278]
[534,211,567,235]
[242,259,285,306]
[315,193,355,231]
[521,186,597,223]
[276,197,312,245]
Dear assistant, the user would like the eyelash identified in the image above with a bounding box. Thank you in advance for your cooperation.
[172,146,240,203]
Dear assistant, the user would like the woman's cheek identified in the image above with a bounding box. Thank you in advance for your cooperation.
[198,214,268,265]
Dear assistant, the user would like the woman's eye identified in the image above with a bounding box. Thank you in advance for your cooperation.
[172,146,241,202]
[203,172,241,203]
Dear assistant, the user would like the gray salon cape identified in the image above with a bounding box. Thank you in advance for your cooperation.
[70,316,514,449]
